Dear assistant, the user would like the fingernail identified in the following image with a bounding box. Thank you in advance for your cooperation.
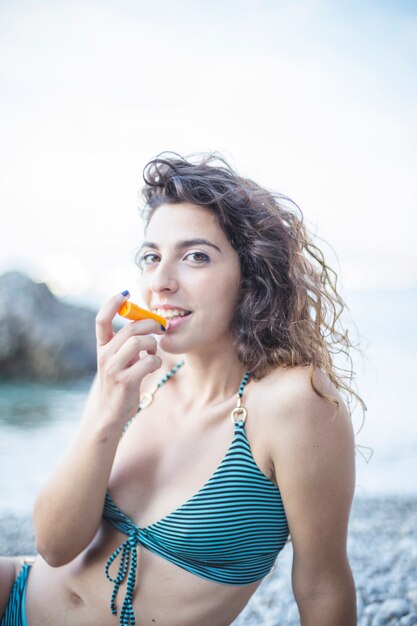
[121,290,130,297]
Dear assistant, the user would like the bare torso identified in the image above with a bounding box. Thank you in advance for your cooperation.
[24,357,281,626]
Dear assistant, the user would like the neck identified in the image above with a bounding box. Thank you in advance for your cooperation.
[173,351,249,410]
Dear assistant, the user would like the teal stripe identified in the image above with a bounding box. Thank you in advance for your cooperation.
[1,563,31,626]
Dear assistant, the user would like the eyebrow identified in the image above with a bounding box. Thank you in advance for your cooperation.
[139,238,222,253]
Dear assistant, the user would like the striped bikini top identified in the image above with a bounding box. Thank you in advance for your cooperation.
[102,362,289,626]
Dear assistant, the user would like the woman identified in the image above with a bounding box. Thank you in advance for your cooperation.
[1,152,365,626]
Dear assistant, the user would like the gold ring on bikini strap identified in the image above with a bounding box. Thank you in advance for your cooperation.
[230,406,247,424]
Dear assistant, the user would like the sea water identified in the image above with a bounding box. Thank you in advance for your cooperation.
[0,288,416,516]
[0,377,93,515]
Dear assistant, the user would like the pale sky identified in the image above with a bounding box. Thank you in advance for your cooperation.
[1,0,416,307]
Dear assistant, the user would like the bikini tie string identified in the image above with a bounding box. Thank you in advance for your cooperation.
[105,528,140,626]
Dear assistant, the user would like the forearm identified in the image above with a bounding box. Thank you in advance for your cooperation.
[33,294,163,567]
[33,408,123,566]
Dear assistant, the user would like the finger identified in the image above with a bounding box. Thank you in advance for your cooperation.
[107,335,158,373]
[96,291,130,347]
[107,318,164,353]
[121,353,163,383]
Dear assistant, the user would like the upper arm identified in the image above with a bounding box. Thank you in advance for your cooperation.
[266,367,355,602]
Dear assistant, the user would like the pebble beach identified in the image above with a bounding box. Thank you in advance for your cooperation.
[234,495,417,626]
[1,495,416,625]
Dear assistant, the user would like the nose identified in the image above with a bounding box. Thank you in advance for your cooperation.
[149,259,179,294]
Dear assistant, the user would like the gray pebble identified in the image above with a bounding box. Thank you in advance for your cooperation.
[371,617,400,626]
[408,590,417,604]
[285,603,299,623]
[357,595,365,616]
[379,599,411,620]
[365,602,382,617]
[400,613,417,626]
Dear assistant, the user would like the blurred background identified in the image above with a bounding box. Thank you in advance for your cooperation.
[0,0,416,515]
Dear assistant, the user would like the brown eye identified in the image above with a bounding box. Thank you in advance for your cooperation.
[138,253,160,269]
[185,252,210,264]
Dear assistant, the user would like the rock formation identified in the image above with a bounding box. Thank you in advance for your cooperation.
[0,271,97,379]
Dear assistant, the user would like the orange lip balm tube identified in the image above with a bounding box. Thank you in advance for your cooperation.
[118,301,169,330]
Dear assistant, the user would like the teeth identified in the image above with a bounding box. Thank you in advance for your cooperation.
[154,308,190,319]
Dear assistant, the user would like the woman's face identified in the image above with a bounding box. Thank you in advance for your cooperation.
[139,202,241,355]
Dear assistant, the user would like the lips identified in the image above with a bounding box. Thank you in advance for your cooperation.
[163,311,192,331]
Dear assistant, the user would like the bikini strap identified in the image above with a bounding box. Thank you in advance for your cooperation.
[230,369,251,426]
[126,361,250,431]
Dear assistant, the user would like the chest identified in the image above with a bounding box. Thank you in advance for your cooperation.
[107,387,275,530]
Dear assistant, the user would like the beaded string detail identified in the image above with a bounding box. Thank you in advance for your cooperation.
[106,360,251,626]
[138,359,185,410]
[122,360,185,434]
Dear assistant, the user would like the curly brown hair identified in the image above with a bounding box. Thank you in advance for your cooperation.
[137,151,367,422]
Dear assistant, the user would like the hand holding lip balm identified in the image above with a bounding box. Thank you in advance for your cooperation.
[118,300,169,331]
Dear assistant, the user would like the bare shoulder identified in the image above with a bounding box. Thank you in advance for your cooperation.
[254,365,355,486]
[258,364,352,432]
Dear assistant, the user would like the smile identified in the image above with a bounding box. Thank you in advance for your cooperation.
[154,308,192,320]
